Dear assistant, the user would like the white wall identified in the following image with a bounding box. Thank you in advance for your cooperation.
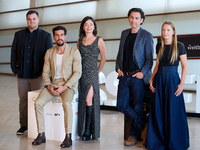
[0,0,30,12]
[0,0,200,77]
[95,0,200,77]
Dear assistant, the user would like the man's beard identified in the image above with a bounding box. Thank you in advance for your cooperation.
[57,42,64,46]
[56,40,64,46]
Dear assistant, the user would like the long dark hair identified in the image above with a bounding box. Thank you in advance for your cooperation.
[79,16,97,40]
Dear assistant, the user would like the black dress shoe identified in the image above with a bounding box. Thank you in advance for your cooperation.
[60,133,72,148]
[32,132,46,145]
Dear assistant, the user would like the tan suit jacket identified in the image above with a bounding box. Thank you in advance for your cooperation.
[42,44,82,93]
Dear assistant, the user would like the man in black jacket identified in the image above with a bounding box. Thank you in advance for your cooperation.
[11,10,53,135]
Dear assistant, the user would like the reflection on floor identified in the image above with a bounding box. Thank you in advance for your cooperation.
[0,74,199,150]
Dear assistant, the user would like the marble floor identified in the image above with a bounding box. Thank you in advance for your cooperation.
[0,74,200,150]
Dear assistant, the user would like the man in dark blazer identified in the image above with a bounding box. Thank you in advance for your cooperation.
[10,10,53,135]
[116,8,153,146]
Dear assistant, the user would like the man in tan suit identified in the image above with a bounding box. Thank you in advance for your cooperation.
[32,26,82,148]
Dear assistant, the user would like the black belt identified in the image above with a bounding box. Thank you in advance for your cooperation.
[123,70,139,76]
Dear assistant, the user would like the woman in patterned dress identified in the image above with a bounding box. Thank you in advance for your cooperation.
[77,16,106,141]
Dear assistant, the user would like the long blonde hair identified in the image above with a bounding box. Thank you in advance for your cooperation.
[158,21,178,64]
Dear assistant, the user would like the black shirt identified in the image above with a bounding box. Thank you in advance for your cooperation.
[22,28,39,78]
[156,42,187,66]
[123,32,138,72]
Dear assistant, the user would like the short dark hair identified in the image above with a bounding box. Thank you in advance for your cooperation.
[26,10,39,18]
[127,8,145,25]
[52,26,67,35]
[79,16,97,40]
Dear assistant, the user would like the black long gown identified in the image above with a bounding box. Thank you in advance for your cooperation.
[78,37,100,139]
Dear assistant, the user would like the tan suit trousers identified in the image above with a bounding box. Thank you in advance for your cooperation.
[34,78,74,133]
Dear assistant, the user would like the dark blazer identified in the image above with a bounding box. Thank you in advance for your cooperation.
[116,27,154,84]
[11,27,53,78]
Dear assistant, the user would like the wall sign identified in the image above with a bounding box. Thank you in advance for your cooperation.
[178,36,200,58]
